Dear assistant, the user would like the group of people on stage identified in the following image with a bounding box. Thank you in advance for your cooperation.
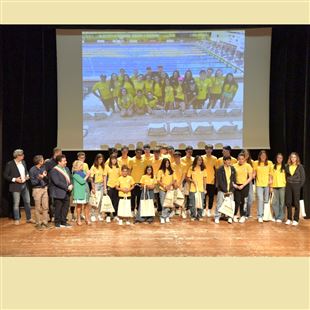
[91,65,239,116]
[3,143,306,229]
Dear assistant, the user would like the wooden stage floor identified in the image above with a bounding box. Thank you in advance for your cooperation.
[1,206,309,257]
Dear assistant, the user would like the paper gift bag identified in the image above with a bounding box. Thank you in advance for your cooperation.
[194,191,203,209]
[300,200,306,217]
[100,194,115,213]
[218,196,235,218]
[163,190,174,208]
[117,197,132,217]
[263,193,274,221]
[140,199,155,217]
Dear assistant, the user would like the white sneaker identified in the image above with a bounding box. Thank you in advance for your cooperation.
[207,209,211,217]
[169,211,175,218]
[202,209,207,217]
[181,211,187,219]
[228,218,233,224]
[90,215,96,222]
[258,217,263,223]
[126,220,131,225]
[276,219,282,223]
[98,215,104,221]
[239,216,246,223]
[160,218,165,224]
[106,216,111,223]
[165,217,170,223]
[292,220,299,226]
[114,216,119,222]
[271,218,276,222]
[214,218,220,224]
[175,209,180,215]
[285,220,291,225]
[118,219,123,225]
[131,211,135,217]
[191,218,196,221]
[233,216,239,223]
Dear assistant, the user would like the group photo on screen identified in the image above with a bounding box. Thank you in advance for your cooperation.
[82,30,244,150]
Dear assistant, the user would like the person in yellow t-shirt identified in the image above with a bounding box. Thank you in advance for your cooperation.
[172,151,186,189]
[216,145,237,169]
[118,87,134,117]
[129,148,146,213]
[103,155,121,222]
[92,75,115,112]
[157,158,176,224]
[133,74,145,93]
[187,156,207,220]
[144,75,154,95]
[232,153,253,223]
[220,73,238,109]
[242,149,254,218]
[118,145,131,168]
[151,148,163,212]
[164,79,175,110]
[207,69,224,109]
[122,74,135,97]
[142,144,154,166]
[270,153,286,222]
[202,144,217,217]
[194,70,210,109]
[253,150,273,222]
[167,146,175,165]
[135,165,156,224]
[145,92,161,114]
[110,73,121,109]
[174,79,185,111]
[131,69,139,83]
[134,90,147,115]
[115,165,135,225]
[153,75,163,105]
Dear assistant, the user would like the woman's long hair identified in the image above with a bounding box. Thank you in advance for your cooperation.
[191,155,206,171]
[287,152,301,166]
[159,158,173,175]
[93,153,105,169]
[258,150,268,166]
[274,153,285,172]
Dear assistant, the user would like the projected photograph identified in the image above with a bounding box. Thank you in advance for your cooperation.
[82,30,244,150]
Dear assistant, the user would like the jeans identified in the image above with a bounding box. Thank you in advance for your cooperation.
[189,191,205,219]
[215,191,234,220]
[272,187,285,220]
[244,182,254,217]
[12,184,32,220]
[256,186,270,218]
[159,190,172,219]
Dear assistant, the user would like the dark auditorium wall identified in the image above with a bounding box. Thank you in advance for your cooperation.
[0,25,309,217]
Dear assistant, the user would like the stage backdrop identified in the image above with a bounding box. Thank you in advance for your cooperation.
[0,25,309,218]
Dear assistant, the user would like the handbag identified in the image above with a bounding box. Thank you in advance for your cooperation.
[89,191,102,208]
[194,182,203,209]
[299,200,306,217]
[140,187,155,217]
[117,196,132,217]
[173,188,185,207]
[163,190,174,208]
[263,193,274,221]
[100,194,115,213]
[218,195,235,218]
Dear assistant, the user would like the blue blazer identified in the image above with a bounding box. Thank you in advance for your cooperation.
[49,166,72,199]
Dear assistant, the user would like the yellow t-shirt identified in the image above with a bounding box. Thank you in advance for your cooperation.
[223,83,238,95]
[82,162,89,173]
[123,81,135,96]
[253,160,273,187]
[133,80,145,92]
[181,156,194,173]
[129,157,146,183]
[216,156,237,169]
[117,156,131,169]
[164,86,174,103]
[111,80,121,97]
[167,154,175,164]
[172,162,187,187]
[233,163,253,184]
[210,76,224,94]
[272,164,286,188]
[175,84,185,100]
[195,78,209,100]
[134,95,147,109]
[202,155,217,184]
[142,154,154,166]
[118,94,133,109]
[153,83,163,98]
[90,165,105,184]
[92,81,113,100]
[104,165,121,188]
[289,164,297,176]
[152,158,163,176]
[146,96,158,108]
[157,169,176,191]
[116,175,135,198]
[144,80,154,94]
[187,167,207,192]
[224,165,232,192]
[140,175,157,187]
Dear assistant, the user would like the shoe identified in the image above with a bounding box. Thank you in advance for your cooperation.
[26,219,36,224]
[239,216,246,223]
[181,211,187,219]
[190,218,196,221]
[169,211,175,218]
[160,218,165,224]
[126,220,131,225]
[71,214,76,221]
[245,217,248,220]
[202,209,207,217]
[106,216,111,223]
[198,217,203,221]
[85,220,91,225]
[41,222,53,229]
[285,220,291,225]
[114,216,119,222]
[131,211,135,217]
[14,220,20,225]
[98,215,104,221]
[292,220,299,226]
[60,223,72,228]
[214,218,220,224]
[207,209,211,217]
[165,217,170,223]
[90,215,96,222]
[233,216,238,223]
[55,224,61,228]
[276,219,282,223]
[175,209,180,215]
[228,218,233,224]
[118,219,123,225]
[271,218,276,222]
[258,218,263,223]
[35,223,43,230]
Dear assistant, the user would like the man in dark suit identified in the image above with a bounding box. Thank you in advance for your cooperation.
[3,149,36,225]
[49,154,73,228]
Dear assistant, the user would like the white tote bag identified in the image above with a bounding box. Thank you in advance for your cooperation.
[299,200,306,217]
[263,193,274,221]
[173,188,185,207]
[163,190,174,208]
[218,196,235,218]
[89,191,102,208]
[117,196,132,217]
[194,191,203,209]
[140,188,155,217]
[100,194,115,213]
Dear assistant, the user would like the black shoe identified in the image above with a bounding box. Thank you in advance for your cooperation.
[60,223,72,228]
[55,223,61,228]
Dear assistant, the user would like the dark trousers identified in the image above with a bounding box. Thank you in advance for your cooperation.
[54,194,70,226]
[154,192,162,212]
[108,187,119,216]
[48,194,55,220]
[285,182,301,222]
[205,184,215,210]
[234,184,249,217]
[131,185,142,211]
